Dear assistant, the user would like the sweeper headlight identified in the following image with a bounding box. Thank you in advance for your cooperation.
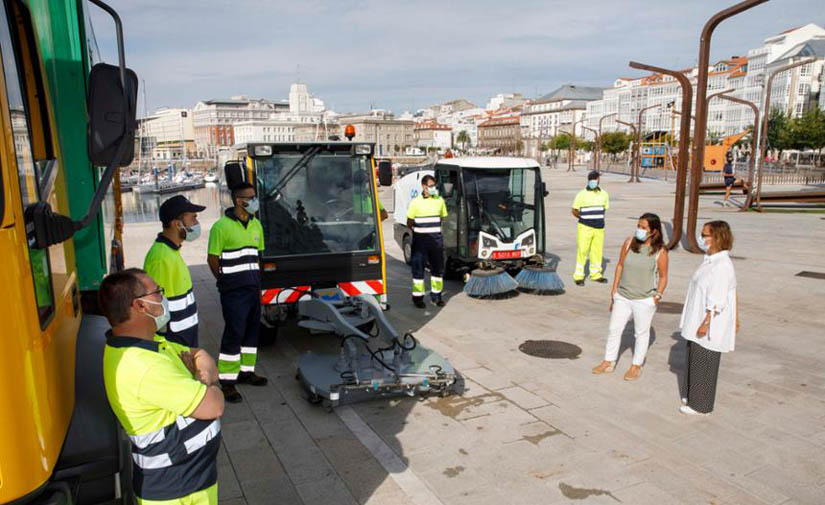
[482,236,497,248]
[521,234,534,247]
[354,144,372,155]
[254,145,273,157]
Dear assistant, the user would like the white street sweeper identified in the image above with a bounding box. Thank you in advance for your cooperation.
[393,157,564,298]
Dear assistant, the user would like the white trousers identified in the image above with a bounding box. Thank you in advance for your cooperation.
[604,293,657,366]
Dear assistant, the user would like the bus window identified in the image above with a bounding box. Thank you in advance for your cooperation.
[0,2,55,325]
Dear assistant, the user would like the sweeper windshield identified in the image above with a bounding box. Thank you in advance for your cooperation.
[463,167,539,243]
[257,152,379,257]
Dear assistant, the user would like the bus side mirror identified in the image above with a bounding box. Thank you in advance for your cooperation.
[224,161,245,190]
[87,63,137,167]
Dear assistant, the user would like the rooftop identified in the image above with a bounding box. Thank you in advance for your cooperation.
[533,84,604,104]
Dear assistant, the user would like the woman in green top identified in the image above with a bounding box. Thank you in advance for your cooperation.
[593,213,669,381]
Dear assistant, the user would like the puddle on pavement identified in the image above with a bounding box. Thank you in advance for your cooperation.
[655,301,684,314]
[559,482,620,502]
[519,340,582,360]
[443,466,465,478]
[425,392,504,419]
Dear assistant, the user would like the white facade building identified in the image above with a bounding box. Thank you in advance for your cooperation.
[586,24,825,144]
[486,93,527,111]
[234,120,297,144]
[142,108,195,160]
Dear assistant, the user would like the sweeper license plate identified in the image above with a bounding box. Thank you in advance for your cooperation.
[492,250,522,259]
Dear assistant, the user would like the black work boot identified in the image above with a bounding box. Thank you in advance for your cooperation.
[574,279,585,286]
[412,295,426,309]
[237,371,268,386]
[221,384,243,403]
[431,293,445,307]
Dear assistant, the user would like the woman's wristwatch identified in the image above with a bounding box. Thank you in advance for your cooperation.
[653,292,663,301]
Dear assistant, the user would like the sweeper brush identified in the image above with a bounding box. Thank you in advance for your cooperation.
[464,267,519,298]
[515,265,565,295]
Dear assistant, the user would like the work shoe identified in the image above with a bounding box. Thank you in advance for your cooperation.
[679,405,710,416]
[238,371,268,386]
[431,294,445,307]
[592,361,615,374]
[412,296,426,309]
[574,279,585,286]
[592,277,609,284]
[623,365,642,381]
[221,384,243,403]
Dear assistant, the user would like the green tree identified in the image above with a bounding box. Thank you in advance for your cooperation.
[576,139,594,152]
[766,108,793,155]
[550,133,571,150]
[456,130,471,151]
[601,131,631,155]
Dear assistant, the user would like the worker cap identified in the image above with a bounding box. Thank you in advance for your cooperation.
[160,195,206,224]
[587,170,600,181]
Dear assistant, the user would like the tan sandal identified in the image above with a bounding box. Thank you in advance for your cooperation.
[624,365,642,381]
[592,361,615,374]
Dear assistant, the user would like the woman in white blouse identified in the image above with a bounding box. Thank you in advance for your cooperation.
[679,220,738,415]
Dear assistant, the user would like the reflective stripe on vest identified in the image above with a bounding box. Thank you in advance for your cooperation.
[165,289,198,334]
[578,205,606,228]
[413,215,442,234]
[128,416,221,500]
[219,247,259,275]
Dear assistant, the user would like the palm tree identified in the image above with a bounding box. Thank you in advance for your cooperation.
[456,130,471,152]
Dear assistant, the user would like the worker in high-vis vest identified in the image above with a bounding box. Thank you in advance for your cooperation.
[100,268,224,505]
[571,171,610,286]
[207,182,267,403]
[406,174,448,308]
[144,195,206,347]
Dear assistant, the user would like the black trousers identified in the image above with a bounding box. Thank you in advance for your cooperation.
[218,286,261,386]
[411,233,444,297]
[686,341,722,413]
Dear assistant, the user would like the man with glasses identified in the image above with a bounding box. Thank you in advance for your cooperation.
[207,182,268,403]
[100,268,223,504]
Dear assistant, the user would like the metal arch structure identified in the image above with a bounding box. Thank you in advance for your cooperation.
[716,93,760,210]
[616,120,638,182]
[756,57,816,210]
[632,104,662,183]
[595,112,617,172]
[582,125,599,169]
[629,61,693,251]
[687,0,769,252]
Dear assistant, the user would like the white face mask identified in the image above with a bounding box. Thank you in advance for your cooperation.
[698,235,711,253]
[635,229,648,242]
[141,296,170,332]
[243,197,259,214]
[426,186,438,197]
[179,222,201,242]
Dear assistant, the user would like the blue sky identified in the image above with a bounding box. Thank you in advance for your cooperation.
[89,0,824,115]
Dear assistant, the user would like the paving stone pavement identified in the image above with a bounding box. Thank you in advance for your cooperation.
[121,168,825,504]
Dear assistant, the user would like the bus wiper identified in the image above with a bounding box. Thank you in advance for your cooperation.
[265,146,321,200]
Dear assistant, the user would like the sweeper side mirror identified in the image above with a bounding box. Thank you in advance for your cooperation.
[541,182,549,198]
[442,182,455,198]
[224,161,245,190]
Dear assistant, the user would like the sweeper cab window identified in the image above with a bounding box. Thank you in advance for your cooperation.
[256,151,378,257]
[463,167,539,243]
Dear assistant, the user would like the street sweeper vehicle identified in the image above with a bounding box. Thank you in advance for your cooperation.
[223,140,456,409]
[393,157,564,298]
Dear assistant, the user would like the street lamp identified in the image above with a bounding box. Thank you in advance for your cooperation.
[616,120,638,182]
[629,61,693,251]
[756,57,816,210]
[688,0,769,253]
[595,112,617,171]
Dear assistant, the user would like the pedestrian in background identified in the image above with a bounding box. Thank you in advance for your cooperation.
[571,171,610,285]
[679,221,738,415]
[593,213,668,380]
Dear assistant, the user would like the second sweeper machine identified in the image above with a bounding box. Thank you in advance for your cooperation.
[393,157,564,298]
[224,140,457,410]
